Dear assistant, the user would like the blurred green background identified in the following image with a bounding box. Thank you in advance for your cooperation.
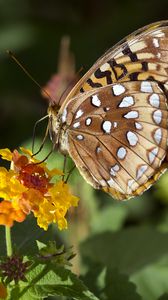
[1,1,168,299]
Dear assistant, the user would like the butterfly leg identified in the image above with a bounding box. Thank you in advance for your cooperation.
[62,155,76,182]
[65,165,76,183]
[62,155,67,182]
[32,115,49,156]
[33,148,54,165]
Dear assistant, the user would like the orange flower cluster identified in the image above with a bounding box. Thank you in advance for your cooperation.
[0,148,79,230]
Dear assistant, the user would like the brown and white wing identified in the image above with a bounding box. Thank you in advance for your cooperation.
[62,20,168,107]
[63,81,168,200]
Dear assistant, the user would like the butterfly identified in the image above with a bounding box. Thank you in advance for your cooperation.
[48,20,168,201]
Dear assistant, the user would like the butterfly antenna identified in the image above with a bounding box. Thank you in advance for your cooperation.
[57,66,83,106]
[6,50,55,103]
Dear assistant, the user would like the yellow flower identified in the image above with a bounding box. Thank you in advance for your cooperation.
[0,148,79,230]
[0,167,27,201]
[0,167,12,189]
[32,181,79,231]
[19,147,33,157]
[0,148,12,161]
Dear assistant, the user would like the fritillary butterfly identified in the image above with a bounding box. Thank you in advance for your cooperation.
[48,21,168,200]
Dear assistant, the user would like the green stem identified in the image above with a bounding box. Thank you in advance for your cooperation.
[5,226,12,256]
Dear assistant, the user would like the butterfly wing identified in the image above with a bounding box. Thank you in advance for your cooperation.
[62,20,168,107]
[54,20,168,199]
[62,81,168,200]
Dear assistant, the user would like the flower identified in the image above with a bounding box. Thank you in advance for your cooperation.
[0,255,31,283]
[0,201,25,227]
[34,181,79,230]
[0,148,79,230]
[0,148,12,161]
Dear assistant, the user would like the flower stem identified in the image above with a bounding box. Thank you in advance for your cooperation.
[5,226,12,256]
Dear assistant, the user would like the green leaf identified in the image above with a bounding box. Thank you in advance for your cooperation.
[91,205,128,234]
[80,227,168,274]
[36,241,46,251]
[0,215,61,257]
[158,294,168,300]
[37,242,75,267]
[156,172,168,203]
[81,263,104,297]
[8,264,99,300]
[11,216,62,256]
[103,268,142,300]
[131,255,168,300]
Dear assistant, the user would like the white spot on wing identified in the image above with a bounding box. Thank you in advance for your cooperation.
[152,30,165,37]
[73,122,80,128]
[136,165,148,180]
[91,95,101,107]
[148,147,158,164]
[127,179,135,193]
[113,122,118,128]
[135,122,143,130]
[99,179,107,187]
[153,38,159,48]
[85,117,92,126]
[62,108,67,123]
[110,164,120,176]
[127,131,138,146]
[141,81,153,93]
[107,178,115,187]
[154,128,162,144]
[96,146,101,153]
[119,96,134,107]
[130,41,146,52]
[124,111,139,119]
[100,62,109,72]
[112,84,126,96]
[102,121,112,133]
[75,109,83,119]
[110,169,116,176]
[117,147,127,159]
[113,164,120,171]
[149,94,160,108]
[137,53,154,60]
[153,110,162,124]
[128,179,134,188]
[76,134,84,140]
